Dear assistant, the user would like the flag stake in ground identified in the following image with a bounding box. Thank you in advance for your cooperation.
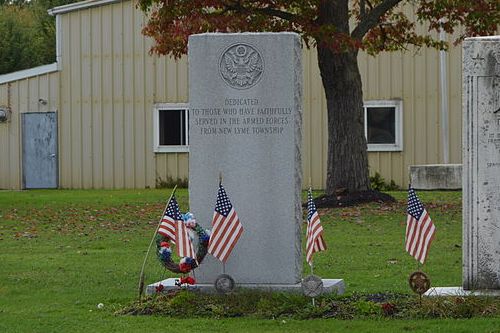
[208,175,243,289]
[304,186,327,306]
[405,185,435,297]
[137,185,177,299]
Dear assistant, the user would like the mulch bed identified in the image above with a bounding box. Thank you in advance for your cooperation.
[311,190,396,208]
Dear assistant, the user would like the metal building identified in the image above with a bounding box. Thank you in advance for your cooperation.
[0,0,467,189]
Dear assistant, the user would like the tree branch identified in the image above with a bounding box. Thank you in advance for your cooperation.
[360,0,366,18]
[351,0,403,40]
[222,1,296,22]
[254,7,297,21]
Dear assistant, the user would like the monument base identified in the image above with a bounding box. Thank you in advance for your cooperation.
[424,287,500,297]
[146,278,345,295]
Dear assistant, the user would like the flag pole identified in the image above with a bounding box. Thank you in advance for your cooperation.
[137,185,178,299]
[310,261,316,306]
[308,178,313,277]
[308,178,316,306]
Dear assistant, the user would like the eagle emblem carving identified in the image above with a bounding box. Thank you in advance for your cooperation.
[219,44,264,90]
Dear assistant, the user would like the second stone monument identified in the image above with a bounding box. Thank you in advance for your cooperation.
[463,36,500,290]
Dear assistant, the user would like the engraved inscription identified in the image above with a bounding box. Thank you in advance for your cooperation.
[192,99,291,136]
[219,44,264,90]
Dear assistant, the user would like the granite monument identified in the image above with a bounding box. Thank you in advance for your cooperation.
[463,36,500,290]
[188,32,303,285]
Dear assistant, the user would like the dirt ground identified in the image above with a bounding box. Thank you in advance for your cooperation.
[312,190,396,208]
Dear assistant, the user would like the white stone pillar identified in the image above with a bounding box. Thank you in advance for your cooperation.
[463,36,500,290]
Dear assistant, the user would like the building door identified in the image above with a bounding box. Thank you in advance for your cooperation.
[22,112,58,189]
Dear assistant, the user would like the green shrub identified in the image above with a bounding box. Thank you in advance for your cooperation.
[370,172,400,191]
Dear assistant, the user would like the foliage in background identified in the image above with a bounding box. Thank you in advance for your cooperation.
[155,176,189,189]
[369,172,400,192]
[136,0,499,197]
[0,0,76,75]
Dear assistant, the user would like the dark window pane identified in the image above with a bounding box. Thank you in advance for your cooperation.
[159,109,186,145]
[367,107,395,144]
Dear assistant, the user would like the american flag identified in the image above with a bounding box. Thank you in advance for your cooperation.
[208,184,243,263]
[157,196,180,243]
[405,187,436,264]
[306,188,327,265]
[176,217,196,259]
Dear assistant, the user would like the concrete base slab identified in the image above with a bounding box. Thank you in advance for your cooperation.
[424,287,500,297]
[147,278,345,295]
[409,164,462,190]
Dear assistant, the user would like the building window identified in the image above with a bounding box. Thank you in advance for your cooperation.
[364,100,403,152]
[153,103,189,153]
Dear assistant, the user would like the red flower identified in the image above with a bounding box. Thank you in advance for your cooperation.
[180,277,196,285]
[179,263,191,273]
[160,242,170,248]
[381,302,396,316]
[155,283,164,293]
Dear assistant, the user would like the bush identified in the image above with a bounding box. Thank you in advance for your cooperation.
[370,172,400,191]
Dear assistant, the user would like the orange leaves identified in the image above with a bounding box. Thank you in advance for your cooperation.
[417,0,499,44]
[137,0,498,59]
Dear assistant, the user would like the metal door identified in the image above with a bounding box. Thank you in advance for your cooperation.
[22,112,58,189]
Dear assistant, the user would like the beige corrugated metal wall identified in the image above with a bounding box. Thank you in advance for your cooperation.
[58,1,191,189]
[0,72,59,189]
[358,15,464,188]
[303,28,464,188]
[0,0,468,189]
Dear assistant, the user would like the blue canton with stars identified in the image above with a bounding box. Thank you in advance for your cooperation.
[165,195,182,220]
[215,184,233,217]
[307,189,317,221]
[407,187,425,220]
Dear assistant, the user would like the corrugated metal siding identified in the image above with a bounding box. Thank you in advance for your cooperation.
[2,0,468,189]
[0,72,59,189]
[303,43,464,188]
[58,1,173,189]
[57,0,465,189]
[359,32,464,187]
[302,47,328,189]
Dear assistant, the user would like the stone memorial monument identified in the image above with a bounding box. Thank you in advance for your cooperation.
[188,32,303,286]
[147,32,344,295]
[462,36,500,291]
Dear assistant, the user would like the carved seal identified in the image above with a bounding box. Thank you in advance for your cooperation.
[219,43,264,90]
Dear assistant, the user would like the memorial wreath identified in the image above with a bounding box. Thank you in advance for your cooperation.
[156,213,210,274]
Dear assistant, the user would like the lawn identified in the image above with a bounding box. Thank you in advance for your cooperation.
[0,189,498,332]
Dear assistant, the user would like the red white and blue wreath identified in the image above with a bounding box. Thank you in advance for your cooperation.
[156,212,210,275]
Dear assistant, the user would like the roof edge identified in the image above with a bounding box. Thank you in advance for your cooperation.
[0,63,58,85]
[48,0,122,16]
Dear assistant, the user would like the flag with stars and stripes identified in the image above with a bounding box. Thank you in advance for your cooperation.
[176,215,196,259]
[405,186,436,264]
[208,184,243,263]
[306,188,327,265]
[157,196,180,243]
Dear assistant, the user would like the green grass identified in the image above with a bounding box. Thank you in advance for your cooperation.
[0,189,498,332]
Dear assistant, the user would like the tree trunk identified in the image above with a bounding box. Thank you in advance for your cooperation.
[317,46,370,195]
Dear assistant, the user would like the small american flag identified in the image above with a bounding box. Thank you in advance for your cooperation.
[176,217,196,259]
[157,196,180,243]
[405,187,436,264]
[208,184,243,263]
[306,188,327,265]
